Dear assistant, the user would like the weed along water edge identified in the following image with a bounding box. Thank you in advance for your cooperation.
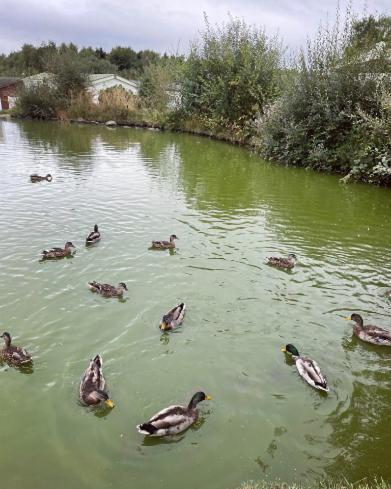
[0,119,390,489]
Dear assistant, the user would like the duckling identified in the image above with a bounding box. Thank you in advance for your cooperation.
[30,173,52,182]
[267,253,297,269]
[88,281,128,298]
[1,332,32,366]
[41,241,75,260]
[281,344,329,392]
[151,234,178,250]
[79,355,114,408]
[345,313,391,346]
[160,303,186,331]
[137,391,212,437]
[86,224,101,245]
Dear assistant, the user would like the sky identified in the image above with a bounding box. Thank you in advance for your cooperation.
[0,0,389,55]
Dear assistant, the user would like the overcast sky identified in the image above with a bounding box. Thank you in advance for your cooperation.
[0,0,389,55]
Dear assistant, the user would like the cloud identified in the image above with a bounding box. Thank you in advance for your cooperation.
[0,0,389,55]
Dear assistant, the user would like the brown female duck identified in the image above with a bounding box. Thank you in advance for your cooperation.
[88,281,128,298]
[151,234,178,250]
[30,174,52,182]
[1,332,32,366]
[41,241,75,260]
[345,313,391,346]
[267,253,297,269]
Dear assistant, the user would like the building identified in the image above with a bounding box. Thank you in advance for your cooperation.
[0,78,22,110]
[87,74,139,103]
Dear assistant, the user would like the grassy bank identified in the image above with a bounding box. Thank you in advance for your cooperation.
[238,479,390,489]
[11,9,391,186]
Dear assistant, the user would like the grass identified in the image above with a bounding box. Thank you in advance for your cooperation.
[238,479,390,489]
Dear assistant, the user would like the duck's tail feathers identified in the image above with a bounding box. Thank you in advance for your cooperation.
[92,354,102,368]
[137,423,157,435]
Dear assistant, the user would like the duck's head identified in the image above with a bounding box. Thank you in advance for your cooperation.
[188,391,212,409]
[95,390,114,408]
[46,174,52,181]
[345,313,364,327]
[65,241,75,249]
[159,315,170,331]
[94,224,99,232]
[1,331,11,346]
[170,234,178,242]
[118,282,128,291]
[288,253,297,261]
[281,344,300,357]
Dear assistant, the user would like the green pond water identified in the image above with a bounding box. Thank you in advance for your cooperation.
[0,119,390,489]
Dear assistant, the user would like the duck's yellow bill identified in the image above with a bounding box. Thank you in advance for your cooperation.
[344,316,352,320]
[280,347,286,352]
[205,395,212,401]
[159,322,167,330]
[105,399,115,408]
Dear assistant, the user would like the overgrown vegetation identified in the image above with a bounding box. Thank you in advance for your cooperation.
[238,479,390,489]
[4,8,391,185]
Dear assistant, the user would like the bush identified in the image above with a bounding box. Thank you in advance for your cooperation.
[180,15,283,134]
[259,10,391,183]
[15,82,62,119]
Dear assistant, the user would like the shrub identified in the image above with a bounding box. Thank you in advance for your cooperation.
[15,82,62,119]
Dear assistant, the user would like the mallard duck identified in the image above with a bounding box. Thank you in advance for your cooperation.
[41,241,75,259]
[88,281,128,297]
[86,224,101,245]
[267,253,297,269]
[160,303,186,331]
[79,355,114,408]
[1,332,32,366]
[137,391,212,437]
[281,344,329,392]
[345,313,391,346]
[386,290,391,299]
[30,173,52,182]
[151,234,178,250]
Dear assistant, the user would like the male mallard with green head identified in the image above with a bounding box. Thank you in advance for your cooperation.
[30,173,52,182]
[1,332,32,366]
[41,241,75,259]
[88,281,128,298]
[281,344,329,392]
[79,355,114,408]
[151,234,178,250]
[267,253,297,269]
[345,313,391,346]
[86,224,101,245]
[137,391,212,437]
[160,303,186,331]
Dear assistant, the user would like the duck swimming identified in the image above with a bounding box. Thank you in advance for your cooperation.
[41,242,75,260]
[267,253,297,269]
[281,344,329,392]
[79,355,114,408]
[86,224,101,245]
[1,332,32,366]
[30,174,52,182]
[151,234,178,250]
[88,281,128,298]
[345,313,391,346]
[137,391,212,437]
[160,303,186,331]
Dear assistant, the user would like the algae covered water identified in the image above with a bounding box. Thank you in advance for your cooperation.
[0,119,390,489]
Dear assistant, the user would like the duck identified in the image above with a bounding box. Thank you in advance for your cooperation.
[1,332,32,366]
[79,355,114,408]
[151,234,178,250]
[41,241,75,259]
[86,224,101,245]
[345,313,391,346]
[88,281,128,298]
[30,173,52,182]
[281,344,329,392]
[160,303,186,331]
[267,253,297,269]
[137,391,212,437]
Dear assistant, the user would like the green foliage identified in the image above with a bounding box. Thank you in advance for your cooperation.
[180,15,283,132]
[238,478,389,489]
[259,10,391,184]
[139,57,182,113]
[15,83,62,119]
[46,51,87,98]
